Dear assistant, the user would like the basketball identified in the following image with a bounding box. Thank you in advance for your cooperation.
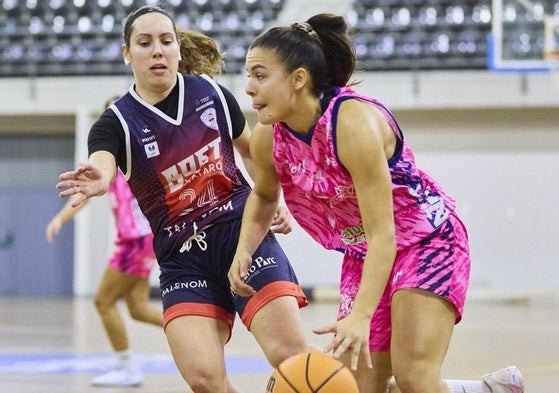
[265,352,359,393]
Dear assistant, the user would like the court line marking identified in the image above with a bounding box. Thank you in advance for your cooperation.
[0,353,273,375]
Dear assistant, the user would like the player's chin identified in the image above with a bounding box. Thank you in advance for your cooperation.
[257,111,274,125]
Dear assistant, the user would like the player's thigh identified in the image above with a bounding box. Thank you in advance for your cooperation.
[165,315,229,380]
[250,295,307,367]
[390,288,455,374]
[123,276,155,317]
[95,266,139,304]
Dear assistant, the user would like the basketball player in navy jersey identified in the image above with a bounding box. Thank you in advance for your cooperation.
[56,6,309,393]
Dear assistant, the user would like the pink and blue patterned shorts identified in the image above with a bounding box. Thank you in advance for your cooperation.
[338,212,470,352]
[109,234,156,278]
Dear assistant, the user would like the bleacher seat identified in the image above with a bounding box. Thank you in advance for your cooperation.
[0,0,285,77]
[1,0,557,76]
[350,0,493,71]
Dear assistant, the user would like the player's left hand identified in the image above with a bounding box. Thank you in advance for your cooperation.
[270,205,292,234]
[313,314,373,371]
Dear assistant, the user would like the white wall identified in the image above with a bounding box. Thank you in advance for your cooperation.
[1,70,558,298]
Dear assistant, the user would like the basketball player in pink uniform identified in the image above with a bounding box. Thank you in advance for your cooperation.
[55,6,309,393]
[46,167,160,388]
[47,94,160,387]
[229,13,524,393]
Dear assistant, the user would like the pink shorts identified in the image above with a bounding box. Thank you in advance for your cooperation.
[108,234,157,278]
[338,213,470,352]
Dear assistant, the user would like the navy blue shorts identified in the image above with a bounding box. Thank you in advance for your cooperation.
[159,219,307,333]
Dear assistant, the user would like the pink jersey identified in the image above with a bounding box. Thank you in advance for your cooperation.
[107,171,152,242]
[273,87,456,258]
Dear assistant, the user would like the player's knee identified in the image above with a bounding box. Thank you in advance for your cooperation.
[393,364,440,393]
[127,303,147,321]
[265,340,307,368]
[187,373,226,393]
[93,294,111,313]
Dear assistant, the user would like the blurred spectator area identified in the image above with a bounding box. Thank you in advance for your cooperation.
[0,0,285,76]
[347,0,559,71]
[348,0,493,70]
[1,0,558,76]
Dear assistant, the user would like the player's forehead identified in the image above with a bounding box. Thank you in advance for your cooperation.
[130,12,175,38]
[246,47,283,71]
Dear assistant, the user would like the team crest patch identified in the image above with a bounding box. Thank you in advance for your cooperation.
[200,108,218,130]
[144,141,160,158]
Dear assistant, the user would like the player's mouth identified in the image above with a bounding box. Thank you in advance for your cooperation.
[150,64,167,71]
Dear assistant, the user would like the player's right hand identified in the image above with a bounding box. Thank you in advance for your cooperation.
[56,163,108,207]
[228,250,257,297]
[45,218,63,243]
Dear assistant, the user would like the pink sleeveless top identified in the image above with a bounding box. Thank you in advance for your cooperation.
[107,171,152,242]
[272,87,455,258]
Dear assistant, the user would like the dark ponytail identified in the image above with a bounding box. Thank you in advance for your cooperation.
[250,13,355,95]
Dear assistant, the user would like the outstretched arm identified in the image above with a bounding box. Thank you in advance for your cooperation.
[56,151,117,208]
[45,195,89,243]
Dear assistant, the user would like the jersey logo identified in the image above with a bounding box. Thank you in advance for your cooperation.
[200,108,218,130]
[144,141,160,158]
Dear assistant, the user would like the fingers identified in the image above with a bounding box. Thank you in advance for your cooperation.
[228,254,256,297]
[271,205,292,234]
[229,267,256,296]
[362,345,373,369]
[56,187,87,207]
[57,170,79,182]
[313,323,372,371]
[270,220,291,234]
[230,282,256,297]
[56,171,83,197]
[45,222,60,243]
[45,229,54,244]
[312,323,337,336]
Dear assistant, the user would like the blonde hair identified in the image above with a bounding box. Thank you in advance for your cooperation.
[177,27,225,78]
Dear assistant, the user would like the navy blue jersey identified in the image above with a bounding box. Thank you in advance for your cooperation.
[110,74,251,262]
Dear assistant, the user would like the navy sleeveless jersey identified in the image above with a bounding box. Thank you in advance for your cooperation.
[111,74,251,262]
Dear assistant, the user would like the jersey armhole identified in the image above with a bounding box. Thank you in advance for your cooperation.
[200,74,233,140]
[110,104,133,181]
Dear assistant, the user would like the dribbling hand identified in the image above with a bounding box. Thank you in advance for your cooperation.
[313,315,373,371]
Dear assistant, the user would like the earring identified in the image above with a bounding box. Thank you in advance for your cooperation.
[124,59,130,66]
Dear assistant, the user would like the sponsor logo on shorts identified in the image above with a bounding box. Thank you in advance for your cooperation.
[161,280,208,297]
[244,256,277,283]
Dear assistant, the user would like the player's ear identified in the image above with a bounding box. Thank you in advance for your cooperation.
[292,67,308,91]
[122,44,130,66]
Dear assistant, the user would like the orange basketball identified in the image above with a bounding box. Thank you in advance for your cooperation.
[265,352,359,393]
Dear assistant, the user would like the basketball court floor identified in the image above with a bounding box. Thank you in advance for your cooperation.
[0,294,557,392]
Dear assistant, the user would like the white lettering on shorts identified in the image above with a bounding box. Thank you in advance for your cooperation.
[244,256,277,282]
[161,280,208,297]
